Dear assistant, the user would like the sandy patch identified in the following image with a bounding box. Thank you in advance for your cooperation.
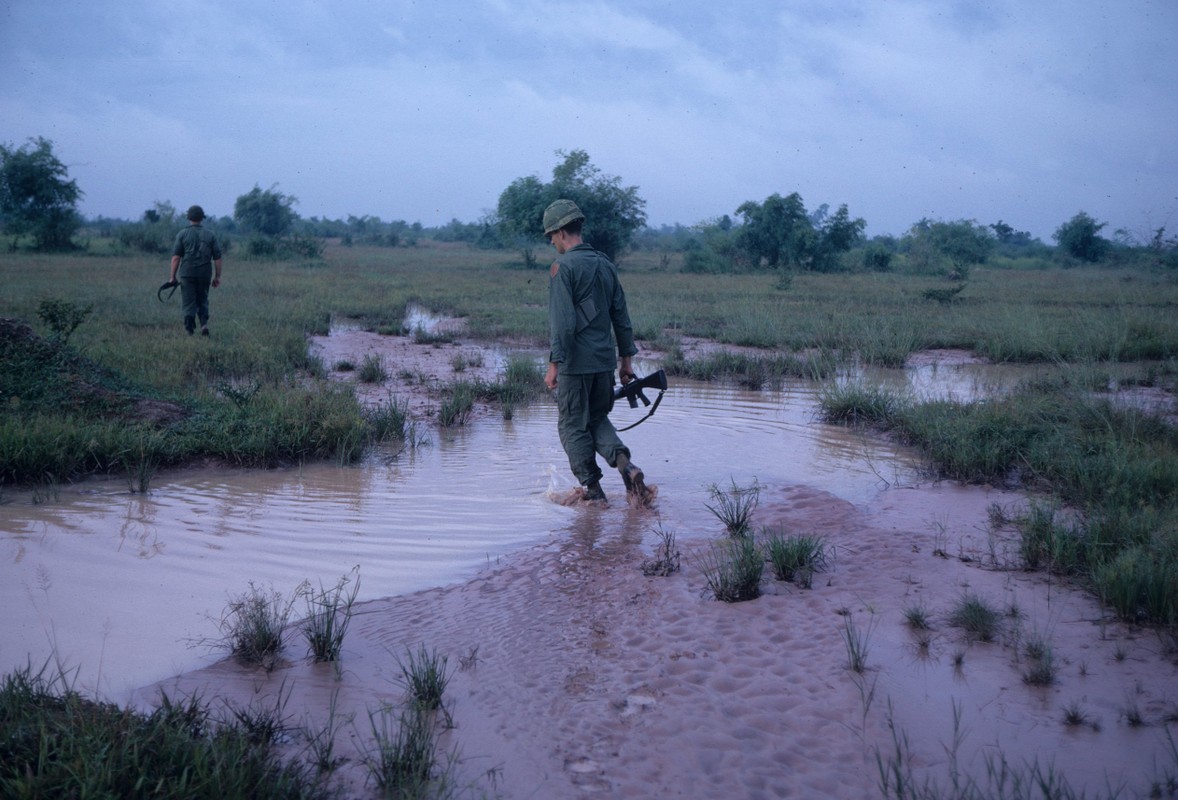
[135,329,1177,799]
[309,319,541,423]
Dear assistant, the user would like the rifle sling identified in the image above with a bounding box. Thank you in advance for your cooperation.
[616,389,664,432]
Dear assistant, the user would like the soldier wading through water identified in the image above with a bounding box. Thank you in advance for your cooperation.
[543,199,651,504]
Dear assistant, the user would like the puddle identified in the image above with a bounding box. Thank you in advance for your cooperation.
[2,375,921,699]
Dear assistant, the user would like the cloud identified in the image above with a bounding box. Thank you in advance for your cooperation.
[2,0,1175,240]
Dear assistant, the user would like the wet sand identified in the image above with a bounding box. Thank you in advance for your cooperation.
[132,330,1177,799]
[137,480,1177,799]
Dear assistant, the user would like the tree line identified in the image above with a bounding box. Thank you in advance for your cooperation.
[3,136,1175,272]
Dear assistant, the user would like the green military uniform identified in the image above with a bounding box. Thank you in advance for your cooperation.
[172,223,221,333]
[549,242,638,487]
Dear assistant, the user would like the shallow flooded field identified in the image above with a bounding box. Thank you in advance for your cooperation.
[2,371,926,699]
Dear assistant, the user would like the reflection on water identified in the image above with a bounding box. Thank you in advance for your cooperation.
[2,373,932,699]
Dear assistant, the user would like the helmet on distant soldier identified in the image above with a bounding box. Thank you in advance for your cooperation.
[542,199,585,235]
[186,205,206,221]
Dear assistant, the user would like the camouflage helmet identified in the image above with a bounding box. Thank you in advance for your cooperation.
[186,205,206,221]
[542,199,585,235]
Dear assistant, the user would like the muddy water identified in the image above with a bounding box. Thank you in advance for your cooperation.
[1,370,937,700]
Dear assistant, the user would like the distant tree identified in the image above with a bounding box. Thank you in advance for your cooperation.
[0,136,83,250]
[496,149,646,262]
[234,184,298,237]
[734,192,810,269]
[1053,211,1108,263]
[117,201,180,254]
[734,192,864,272]
[903,218,993,277]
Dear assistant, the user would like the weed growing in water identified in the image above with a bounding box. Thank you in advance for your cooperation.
[817,379,907,426]
[949,593,1003,643]
[1021,631,1058,686]
[763,527,827,583]
[641,522,681,577]
[437,381,476,427]
[704,478,761,537]
[697,534,763,602]
[842,612,878,673]
[216,582,297,669]
[301,688,351,775]
[223,685,292,747]
[357,353,388,383]
[397,644,451,712]
[903,601,932,631]
[1123,698,1146,728]
[300,568,361,662]
[365,704,437,796]
[1062,700,1091,728]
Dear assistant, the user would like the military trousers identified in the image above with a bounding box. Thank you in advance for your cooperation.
[180,275,211,331]
[556,370,629,487]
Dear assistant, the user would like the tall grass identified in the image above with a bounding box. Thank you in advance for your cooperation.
[0,661,329,799]
[4,246,1177,486]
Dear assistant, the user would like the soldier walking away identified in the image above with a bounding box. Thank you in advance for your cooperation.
[543,198,652,505]
[169,205,223,336]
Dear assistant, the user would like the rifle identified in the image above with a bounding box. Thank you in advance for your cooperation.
[611,369,668,430]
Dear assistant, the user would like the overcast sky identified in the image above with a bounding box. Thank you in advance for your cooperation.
[2,0,1175,241]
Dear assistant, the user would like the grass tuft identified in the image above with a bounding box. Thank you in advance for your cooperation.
[300,568,361,662]
[763,527,827,584]
[397,644,451,712]
[697,534,763,602]
[704,478,761,537]
[641,522,681,577]
[948,593,1003,643]
[216,582,297,669]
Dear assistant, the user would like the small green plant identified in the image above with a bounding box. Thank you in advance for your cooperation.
[437,381,475,427]
[216,582,297,669]
[37,297,93,345]
[301,688,351,774]
[697,534,763,602]
[842,612,878,673]
[300,568,361,662]
[1062,700,1090,728]
[949,593,1003,643]
[397,644,450,712]
[333,359,355,372]
[1022,631,1058,686]
[223,686,292,747]
[704,478,760,537]
[219,379,262,410]
[358,353,388,383]
[365,703,437,795]
[1123,698,1146,727]
[641,522,681,577]
[411,325,455,345]
[763,528,827,583]
[449,351,483,372]
[903,602,931,630]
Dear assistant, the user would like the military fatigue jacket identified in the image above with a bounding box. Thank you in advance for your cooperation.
[548,243,637,374]
[172,224,222,279]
